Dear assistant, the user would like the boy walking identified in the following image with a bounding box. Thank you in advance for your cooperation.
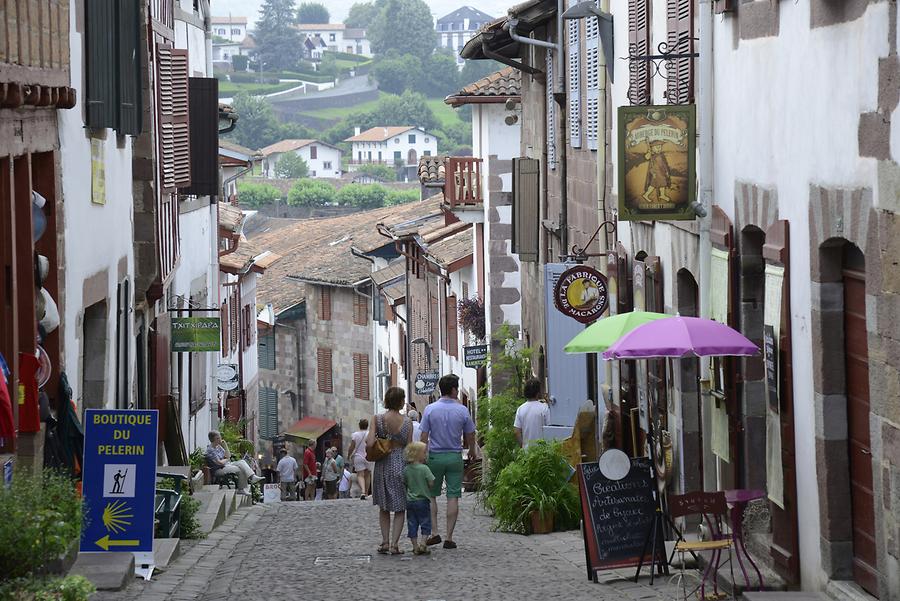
[404,441,435,555]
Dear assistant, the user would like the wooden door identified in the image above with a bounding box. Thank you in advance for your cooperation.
[843,268,877,596]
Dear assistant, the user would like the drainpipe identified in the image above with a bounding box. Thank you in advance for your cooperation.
[201,0,212,75]
[697,0,715,491]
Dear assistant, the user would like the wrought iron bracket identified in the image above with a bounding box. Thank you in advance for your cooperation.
[561,220,618,262]
[625,41,699,104]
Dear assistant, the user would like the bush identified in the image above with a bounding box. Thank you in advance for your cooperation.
[237,182,282,208]
[231,54,249,72]
[158,478,203,540]
[0,470,84,579]
[356,163,397,182]
[385,188,419,205]
[0,575,94,601]
[336,183,387,208]
[322,50,370,63]
[229,71,281,85]
[275,153,309,179]
[287,179,336,206]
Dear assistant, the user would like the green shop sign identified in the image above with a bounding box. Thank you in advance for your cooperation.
[171,317,221,352]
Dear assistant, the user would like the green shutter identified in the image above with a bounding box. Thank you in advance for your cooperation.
[259,387,279,440]
[117,0,142,135]
[85,0,117,129]
[258,332,276,370]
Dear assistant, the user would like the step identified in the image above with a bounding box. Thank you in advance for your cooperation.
[825,580,878,601]
[744,594,826,600]
[194,489,227,534]
[68,552,135,591]
[153,538,180,568]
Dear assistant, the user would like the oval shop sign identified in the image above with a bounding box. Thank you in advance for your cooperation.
[553,265,609,324]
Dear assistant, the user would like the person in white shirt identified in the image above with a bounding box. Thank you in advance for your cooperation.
[408,409,422,443]
[513,378,551,448]
[338,466,352,499]
[276,449,299,501]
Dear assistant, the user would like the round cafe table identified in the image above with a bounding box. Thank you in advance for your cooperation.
[724,488,766,591]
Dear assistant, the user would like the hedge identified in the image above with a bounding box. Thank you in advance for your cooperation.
[322,50,370,63]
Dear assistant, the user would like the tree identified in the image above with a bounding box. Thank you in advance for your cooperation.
[344,2,379,28]
[275,153,309,179]
[369,0,436,58]
[336,183,388,208]
[460,59,506,87]
[225,93,283,150]
[420,50,461,97]
[385,188,419,205]
[237,182,282,208]
[297,2,329,24]
[356,163,397,182]
[256,0,304,72]
[287,179,336,206]
[366,90,439,132]
[232,54,249,72]
[371,53,419,95]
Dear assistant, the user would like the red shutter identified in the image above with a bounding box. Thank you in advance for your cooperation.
[446,295,458,358]
[317,348,333,393]
[390,361,398,386]
[156,45,191,190]
[385,295,395,322]
[666,0,694,104]
[360,353,369,400]
[628,0,652,105]
[230,293,238,351]
[430,293,439,357]
[319,287,332,321]
[353,294,367,326]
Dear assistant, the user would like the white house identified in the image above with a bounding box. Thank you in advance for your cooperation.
[297,23,373,58]
[435,6,494,66]
[211,15,247,41]
[212,35,256,65]
[345,127,438,170]
[259,139,342,179]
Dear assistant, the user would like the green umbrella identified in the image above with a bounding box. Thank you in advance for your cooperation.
[563,311,671,353]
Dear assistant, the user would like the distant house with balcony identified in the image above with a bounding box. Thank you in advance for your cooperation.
[297,24,373,58]
[435,6,494,66]
[345,127,438,178]
[260,139,342,179]
[212,16,247,41]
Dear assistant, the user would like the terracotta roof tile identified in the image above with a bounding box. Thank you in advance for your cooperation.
[249,197,443,312]
[219,204,244,234]
[220,239,281,274]
[446,67,521,105]
[371,260,405,287]
[345,126,417,143]
[259,139,317,156]
[428,227,473,269]
[418,156,447,184]
[211,16,247,24]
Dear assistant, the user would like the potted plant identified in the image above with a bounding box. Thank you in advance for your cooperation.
[521,484,556,534]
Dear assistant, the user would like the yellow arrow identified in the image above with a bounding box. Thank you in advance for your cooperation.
[95,535,140,551]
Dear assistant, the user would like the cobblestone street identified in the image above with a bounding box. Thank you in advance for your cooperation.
[95,496,688,601]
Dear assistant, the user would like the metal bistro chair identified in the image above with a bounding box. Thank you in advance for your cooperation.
[668,491,736,601]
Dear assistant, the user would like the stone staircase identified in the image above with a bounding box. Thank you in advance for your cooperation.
[193,484,254,535]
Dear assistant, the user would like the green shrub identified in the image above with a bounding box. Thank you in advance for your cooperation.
[231,55,249,72]
[487,440,581,534]
[0,575,95,601]
[322,50,370,63]
[0,470,84,579]
[355,163,397,182]
[287,179,336,206]
[157,478,203,540]
[335,183,387,208]
[237,182,282,208]
[384,188,419,205]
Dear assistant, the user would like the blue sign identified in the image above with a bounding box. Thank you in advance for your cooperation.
[80,410,158,553]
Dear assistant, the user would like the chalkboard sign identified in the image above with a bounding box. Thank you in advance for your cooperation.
[577,457,663,579]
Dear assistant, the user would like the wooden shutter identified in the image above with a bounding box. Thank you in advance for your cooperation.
[628,0,652,105]
[399,324,407,376]
[353,353,370,400]
[567,16,582,149]
[157,45,191,191]
[319,286,332,321]
[184,77,220,196]
[353,293,367,325]
[242,305,252,349]
[512,158,540,262]
[117,0,142,135]
[585,13,601,150]
[230,294,238,351]
[545,49,557,169]
[259,386,278,440]
[258,331,275,370]
[446,295,458,358]
[85,0,117,129]
[384,295,395,322]
[317,348,333,393]
[220,299,229,357]
[666,0,694,104]
[390,361,398,387]
[430,293,439,357]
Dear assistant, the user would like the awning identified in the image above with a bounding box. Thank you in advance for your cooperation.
[283,416,337,442]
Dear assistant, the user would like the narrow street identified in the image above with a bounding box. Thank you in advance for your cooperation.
[95,496,683,601]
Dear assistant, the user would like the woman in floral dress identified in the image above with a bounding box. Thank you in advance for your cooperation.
[367,386,412,555]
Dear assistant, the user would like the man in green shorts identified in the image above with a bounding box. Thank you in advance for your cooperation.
[419,374,476,549]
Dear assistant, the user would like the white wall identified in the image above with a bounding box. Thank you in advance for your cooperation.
[59,3,136,411]
[350,129,438,166]
[263,145,342,179]
[440,265,478,398]
[211,22,246,41]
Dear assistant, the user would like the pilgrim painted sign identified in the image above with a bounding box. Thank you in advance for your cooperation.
[553,265,609,324]
[618,105,696,221]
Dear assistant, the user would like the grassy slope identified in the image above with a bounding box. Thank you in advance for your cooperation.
[298,94,463,132]
[426,98,460,129]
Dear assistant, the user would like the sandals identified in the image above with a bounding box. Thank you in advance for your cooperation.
[390,546,403,555]
[377,543,389,555]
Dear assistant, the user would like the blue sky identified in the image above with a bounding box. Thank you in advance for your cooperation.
[212,1,510,28]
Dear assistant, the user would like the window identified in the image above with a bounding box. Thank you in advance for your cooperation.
[394,138,400,144]
[353,293,368,326]
[329,33,336,41]
[311,170,316,176]
[408,134,416,144]
[374,293,387,325]
[424,137,430,143]
[568,18,582,149]
[230,293,239,351]
[242,304,254,350]
[353,353,370,400]
[317,348,333,393]
[398,324,407,376]
[259,387,278,440]
[666,0,695,103]
[377,152,382,161]
[585,14,600,150]
[231,28,241,35]
[318,286,332,321]
[258,330,275,370]
[545,48,557,169]
[218,28,226,35]
[628,0,652,105]
[85,0,142,134]
[310,145,317,159]
[423,150,431,157]
[157,45,192,190]
[323,161,332,170]
[394,151,401,161]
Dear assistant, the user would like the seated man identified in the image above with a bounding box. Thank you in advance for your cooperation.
[276,448,299,501]
[205,430,264,494]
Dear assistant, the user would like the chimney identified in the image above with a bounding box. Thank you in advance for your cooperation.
[354,126,361,136]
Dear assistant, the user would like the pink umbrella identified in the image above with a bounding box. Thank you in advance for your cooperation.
[602,315,759,359]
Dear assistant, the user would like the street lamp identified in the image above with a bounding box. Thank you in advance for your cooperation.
[561,1,614,84]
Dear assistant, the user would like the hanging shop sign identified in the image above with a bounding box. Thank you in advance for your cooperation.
[171,317,221,352]
[80,410,158,557]
[463,344,488,369]
[414,371,440,396]
[617,105,696,221]
[216,364,239,392]
[553,265,609,324]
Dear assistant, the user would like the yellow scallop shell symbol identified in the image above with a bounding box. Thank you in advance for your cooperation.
[102,500,133,534]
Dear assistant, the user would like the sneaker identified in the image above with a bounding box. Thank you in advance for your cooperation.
[442,540,457,549]
[360,494,367,501]
[425,535,442,546]
[250,475,265,484]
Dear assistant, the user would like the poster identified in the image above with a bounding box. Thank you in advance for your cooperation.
[764,264,785,508]
[709,248,730,323]
[91,138,105,205]
[171,317,221,352]
[617,105,696,221]
[710,397,730,463]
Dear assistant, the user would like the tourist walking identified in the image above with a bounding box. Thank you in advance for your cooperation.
[275,448,299,501]
[514,378,551,448]
[332,446,344,473]
[338,464,352,499]
[347,418,370,500]
[322,448,339,499]
[404,441,435,555]
[367,386,412,555]
[302,439,318,501]
[408,409,422,443]
[419,374,476,549]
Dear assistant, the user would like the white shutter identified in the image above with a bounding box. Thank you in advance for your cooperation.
[567,16,582,149]
[585,10,600,151]
[546,48,557,169]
